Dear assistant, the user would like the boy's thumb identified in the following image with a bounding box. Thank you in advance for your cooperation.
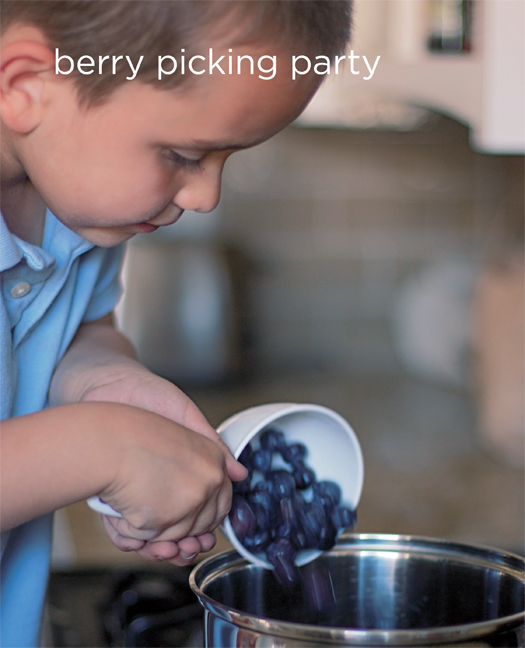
[187,421,247,482]
[225,454,249,482]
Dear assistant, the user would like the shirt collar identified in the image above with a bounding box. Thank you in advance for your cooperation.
[0,210,94,273]
[0,212,24,272]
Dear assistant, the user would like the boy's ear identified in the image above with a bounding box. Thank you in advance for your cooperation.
[0,40,56,133]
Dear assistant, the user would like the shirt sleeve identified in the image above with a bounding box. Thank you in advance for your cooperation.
[81,244,126,323]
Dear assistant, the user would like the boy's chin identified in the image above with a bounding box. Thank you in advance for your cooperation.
[75,226,136,248]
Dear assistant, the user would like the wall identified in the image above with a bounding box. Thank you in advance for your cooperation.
[218,115,523,377]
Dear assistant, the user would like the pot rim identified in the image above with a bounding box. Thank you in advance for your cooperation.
[189,533,525,646]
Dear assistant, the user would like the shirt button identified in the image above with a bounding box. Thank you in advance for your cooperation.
[10,282,31,298]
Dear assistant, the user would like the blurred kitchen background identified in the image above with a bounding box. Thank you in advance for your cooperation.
[50,0,524,630]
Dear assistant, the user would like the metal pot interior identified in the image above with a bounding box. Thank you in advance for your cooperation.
[191,534,525,638]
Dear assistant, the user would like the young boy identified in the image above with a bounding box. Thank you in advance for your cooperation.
[0,1,351,645]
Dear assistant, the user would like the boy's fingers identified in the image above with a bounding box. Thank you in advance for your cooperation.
[225,453,248,482]
[192,478,234,536]
[104,511,190,542]
[195,532,216,553]
[156,394,248,484]
[136,540,180,562]
[101,515,146,551]
[200,432,247,481]
[179,416,247,480]
[192,425,237,460]
[166,533,216,565]
[103,493,224,544]
[104,514,217,564]
[177,532,219,557]
[135,540,201,566]
[104,514,158,541]
[176,535,201,559]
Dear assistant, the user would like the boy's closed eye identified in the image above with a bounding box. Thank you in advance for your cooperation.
[167,150,203,172]
[165,146,239,174]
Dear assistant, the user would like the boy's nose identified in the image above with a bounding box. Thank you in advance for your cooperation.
[172,166,222,213]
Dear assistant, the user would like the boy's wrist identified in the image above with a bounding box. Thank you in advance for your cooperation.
[1,402,132,529]
[50,355,149,406]
[49,315,139,406]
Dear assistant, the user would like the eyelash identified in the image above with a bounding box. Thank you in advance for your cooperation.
[167,150,202,171]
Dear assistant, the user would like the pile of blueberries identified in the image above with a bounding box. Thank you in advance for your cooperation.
[229,428,357,586]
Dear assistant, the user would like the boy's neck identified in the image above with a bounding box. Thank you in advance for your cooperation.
[1,180,46,247]
[1,131,46,246]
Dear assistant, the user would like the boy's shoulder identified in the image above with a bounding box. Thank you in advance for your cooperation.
[1,209,124,418]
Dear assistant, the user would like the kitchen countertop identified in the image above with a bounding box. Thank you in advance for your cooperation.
[57,374,524,568]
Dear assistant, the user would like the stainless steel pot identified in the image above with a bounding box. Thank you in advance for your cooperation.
[190,534,525,647]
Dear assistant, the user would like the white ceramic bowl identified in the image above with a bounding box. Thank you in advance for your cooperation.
[218,403,364,569]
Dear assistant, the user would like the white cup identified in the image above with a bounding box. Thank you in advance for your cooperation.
[218,402,364,568]
[88,402,364,569]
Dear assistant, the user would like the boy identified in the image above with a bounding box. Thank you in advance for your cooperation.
[0,1,351,645]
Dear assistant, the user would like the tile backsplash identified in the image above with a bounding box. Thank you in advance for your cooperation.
[217,115,523,377]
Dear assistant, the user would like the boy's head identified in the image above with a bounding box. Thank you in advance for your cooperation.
[1,1,352,247]
[1,0,352,107]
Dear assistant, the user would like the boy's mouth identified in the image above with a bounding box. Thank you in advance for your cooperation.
[132,210,184,234]
[133,222,159,234]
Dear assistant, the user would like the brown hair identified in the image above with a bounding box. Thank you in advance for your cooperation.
[1,0,353,106]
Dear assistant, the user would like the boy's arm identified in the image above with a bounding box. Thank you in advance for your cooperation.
[1,401,234,545]
[49,314,244,470]
[1,402,120,530]
[49,314,227,449]
[48,314,246,564]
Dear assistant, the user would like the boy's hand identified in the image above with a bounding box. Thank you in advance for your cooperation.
[49,315,247,564]
[91,405,240,565]
[84,369,245,565]
[80,360,244,481]
[100,516,216,565]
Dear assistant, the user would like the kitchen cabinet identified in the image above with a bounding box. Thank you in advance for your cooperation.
[298,0,525,153]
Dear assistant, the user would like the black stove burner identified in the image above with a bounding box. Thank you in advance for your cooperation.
[102,568,204,647]
[48,567,204,647]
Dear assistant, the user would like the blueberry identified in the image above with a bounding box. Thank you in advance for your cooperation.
[281,443,307,464]
[267,470,296,500]
[308,497,329,529]
[302,561,337,614]
[295,500,319,549]
[229,495,256,542]
[248,490,275,528]
[252,480,270,494]
[234,445,254,494]
[250,502,270,532]
[233,473,252,495]
[259,428,286,453]
[252,448,272,473]
[316,519,338,551]
[247,488,272,512]
[315,494,336,513]
[266,538,299,587]
[275,496,297,540]
[238,444,254,470]
[275,521,293,541]
[243,529,271,553]
[292,463,316,489]
[331,506,357,530]
[291,517,314,550]
[291,528,308,549]
[279,496,296,525]
[232,432,353,582]
[313,481,341,508]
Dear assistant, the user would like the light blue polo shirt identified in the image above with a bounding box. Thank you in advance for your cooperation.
[0,210,124,647]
